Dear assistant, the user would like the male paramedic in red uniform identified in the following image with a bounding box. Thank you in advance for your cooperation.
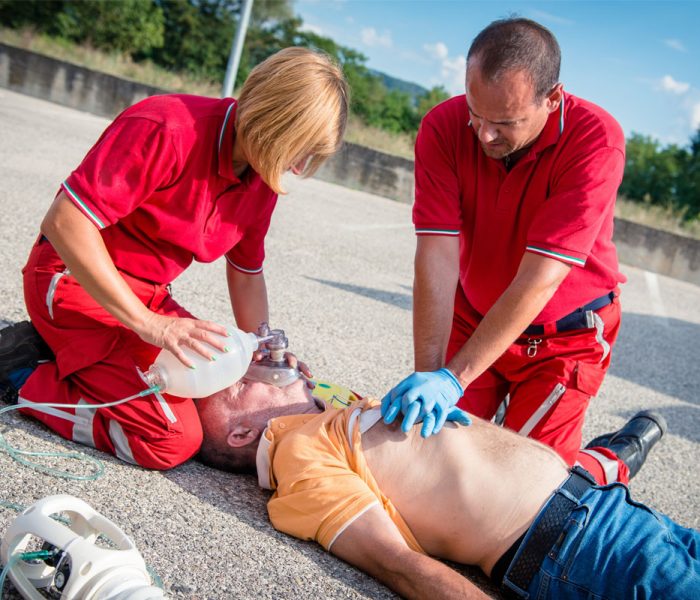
[382,18,665,485]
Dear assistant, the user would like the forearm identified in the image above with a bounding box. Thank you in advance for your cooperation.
[40,192,151,331]
[376,551,491,600]
[448,253,570,388]
[331,505,492,600]
[413,237,460,371]
[226,265,269,332]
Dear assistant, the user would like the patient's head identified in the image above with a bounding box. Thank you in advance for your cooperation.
[196,377,321,473]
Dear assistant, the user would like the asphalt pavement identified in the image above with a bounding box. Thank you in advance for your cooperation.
[0,89,698,599]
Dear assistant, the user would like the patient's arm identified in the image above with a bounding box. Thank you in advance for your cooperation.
[330,505,492,599]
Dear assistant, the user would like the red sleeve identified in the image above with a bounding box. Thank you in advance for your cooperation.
[225,192,278,274]
[412,109,462,236]
[525,145,625,267]
[61,117,179,229]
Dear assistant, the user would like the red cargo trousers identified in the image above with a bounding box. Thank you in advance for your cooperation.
[19,237,202,469]
[447,286,629,485]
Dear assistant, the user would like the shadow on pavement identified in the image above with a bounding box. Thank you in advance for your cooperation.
[162,464,400,599]
[610,313,699,408]
[610,404,700,444]
[164,460,500,599]
[305,277,411,311]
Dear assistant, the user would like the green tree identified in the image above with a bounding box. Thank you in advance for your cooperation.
[55,0,164,54]
[0,0,449,139]
[250,0,292,25]
[149,0,235,80]
[0,0,164,56]
[416,86,450,121]
[377,90,419,133]
[0,0,65,32]
[620,134,681,209]
[150,0,293,84]
[675,128,700,220]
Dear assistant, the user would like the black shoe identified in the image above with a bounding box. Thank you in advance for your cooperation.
[586,410,668,479]
[585,431,614,449]
[0,320,53,382]
[1,385,18,404]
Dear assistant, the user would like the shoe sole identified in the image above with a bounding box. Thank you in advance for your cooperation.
[629,410,668,438]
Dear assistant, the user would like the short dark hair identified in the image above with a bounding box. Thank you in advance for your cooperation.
[467,17,561,100]
[196,439,257,474]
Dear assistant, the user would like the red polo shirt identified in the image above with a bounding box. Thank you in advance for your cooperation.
[61,94,277,284]
[413,92,626,323]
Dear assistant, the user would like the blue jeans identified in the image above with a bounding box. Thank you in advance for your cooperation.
[504,483,699,599]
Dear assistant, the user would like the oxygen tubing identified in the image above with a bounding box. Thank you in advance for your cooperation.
[0,385,160,480]
[0,553,20,596]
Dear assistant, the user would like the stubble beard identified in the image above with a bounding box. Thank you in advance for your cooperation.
[480,141,515,160]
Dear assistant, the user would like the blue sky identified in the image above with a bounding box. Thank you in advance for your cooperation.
[294,0,700,147]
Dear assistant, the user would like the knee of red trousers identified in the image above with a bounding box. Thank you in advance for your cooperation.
[504,386,591,466]
[18,363,203,470]
[108,392,204,470]
[129,422,203,470]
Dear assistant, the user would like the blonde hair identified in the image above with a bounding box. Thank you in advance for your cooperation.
[236,47,349,193]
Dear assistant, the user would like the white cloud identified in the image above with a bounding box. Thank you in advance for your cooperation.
[423,42,449,60]
[664,38,687,52]
[528,9,574,26]
[422,41,465,94]
[692,102,700,130]
[660,75,690,95]
[441,55,466,92]
[360,27,392,48]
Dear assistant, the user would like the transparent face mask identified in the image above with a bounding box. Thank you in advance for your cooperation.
[242,323,302,388]
[243,360,301,387]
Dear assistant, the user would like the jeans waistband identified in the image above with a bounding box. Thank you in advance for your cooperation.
[500,466,597,599]
[523,292,615,336]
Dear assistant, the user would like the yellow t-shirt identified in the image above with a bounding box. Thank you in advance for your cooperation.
[256,398,424,554]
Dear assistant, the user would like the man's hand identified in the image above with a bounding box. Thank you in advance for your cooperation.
[381,368,469,437]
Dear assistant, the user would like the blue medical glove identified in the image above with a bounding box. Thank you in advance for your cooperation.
[381,368,467,436]
[419,407,472,438]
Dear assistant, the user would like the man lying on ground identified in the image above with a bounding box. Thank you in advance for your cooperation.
[3,321,694,598]
[196,379,697,600]
[0,319,646,487]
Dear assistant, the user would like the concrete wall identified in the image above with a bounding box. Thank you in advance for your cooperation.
[0,42,167,118]
[316,142,414,203]
[614,218,700,286]
[317,143,700,286]
[2,42,699,286]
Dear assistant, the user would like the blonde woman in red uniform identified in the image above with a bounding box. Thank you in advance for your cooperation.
[5,48,349,469]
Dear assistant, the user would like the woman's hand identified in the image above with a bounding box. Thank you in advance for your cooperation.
[283,351,314,387]
[251,348,315,388]
[137,313,231,368]
[284,352,312,379]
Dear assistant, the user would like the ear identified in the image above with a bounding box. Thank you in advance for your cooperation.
[545,83,563,114]
[226,424,260,448]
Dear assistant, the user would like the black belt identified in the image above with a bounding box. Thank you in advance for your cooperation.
[499,466,596,598]
[523,292,615,336]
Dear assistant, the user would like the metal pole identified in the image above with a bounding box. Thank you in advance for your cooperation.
[222,0,254,98]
